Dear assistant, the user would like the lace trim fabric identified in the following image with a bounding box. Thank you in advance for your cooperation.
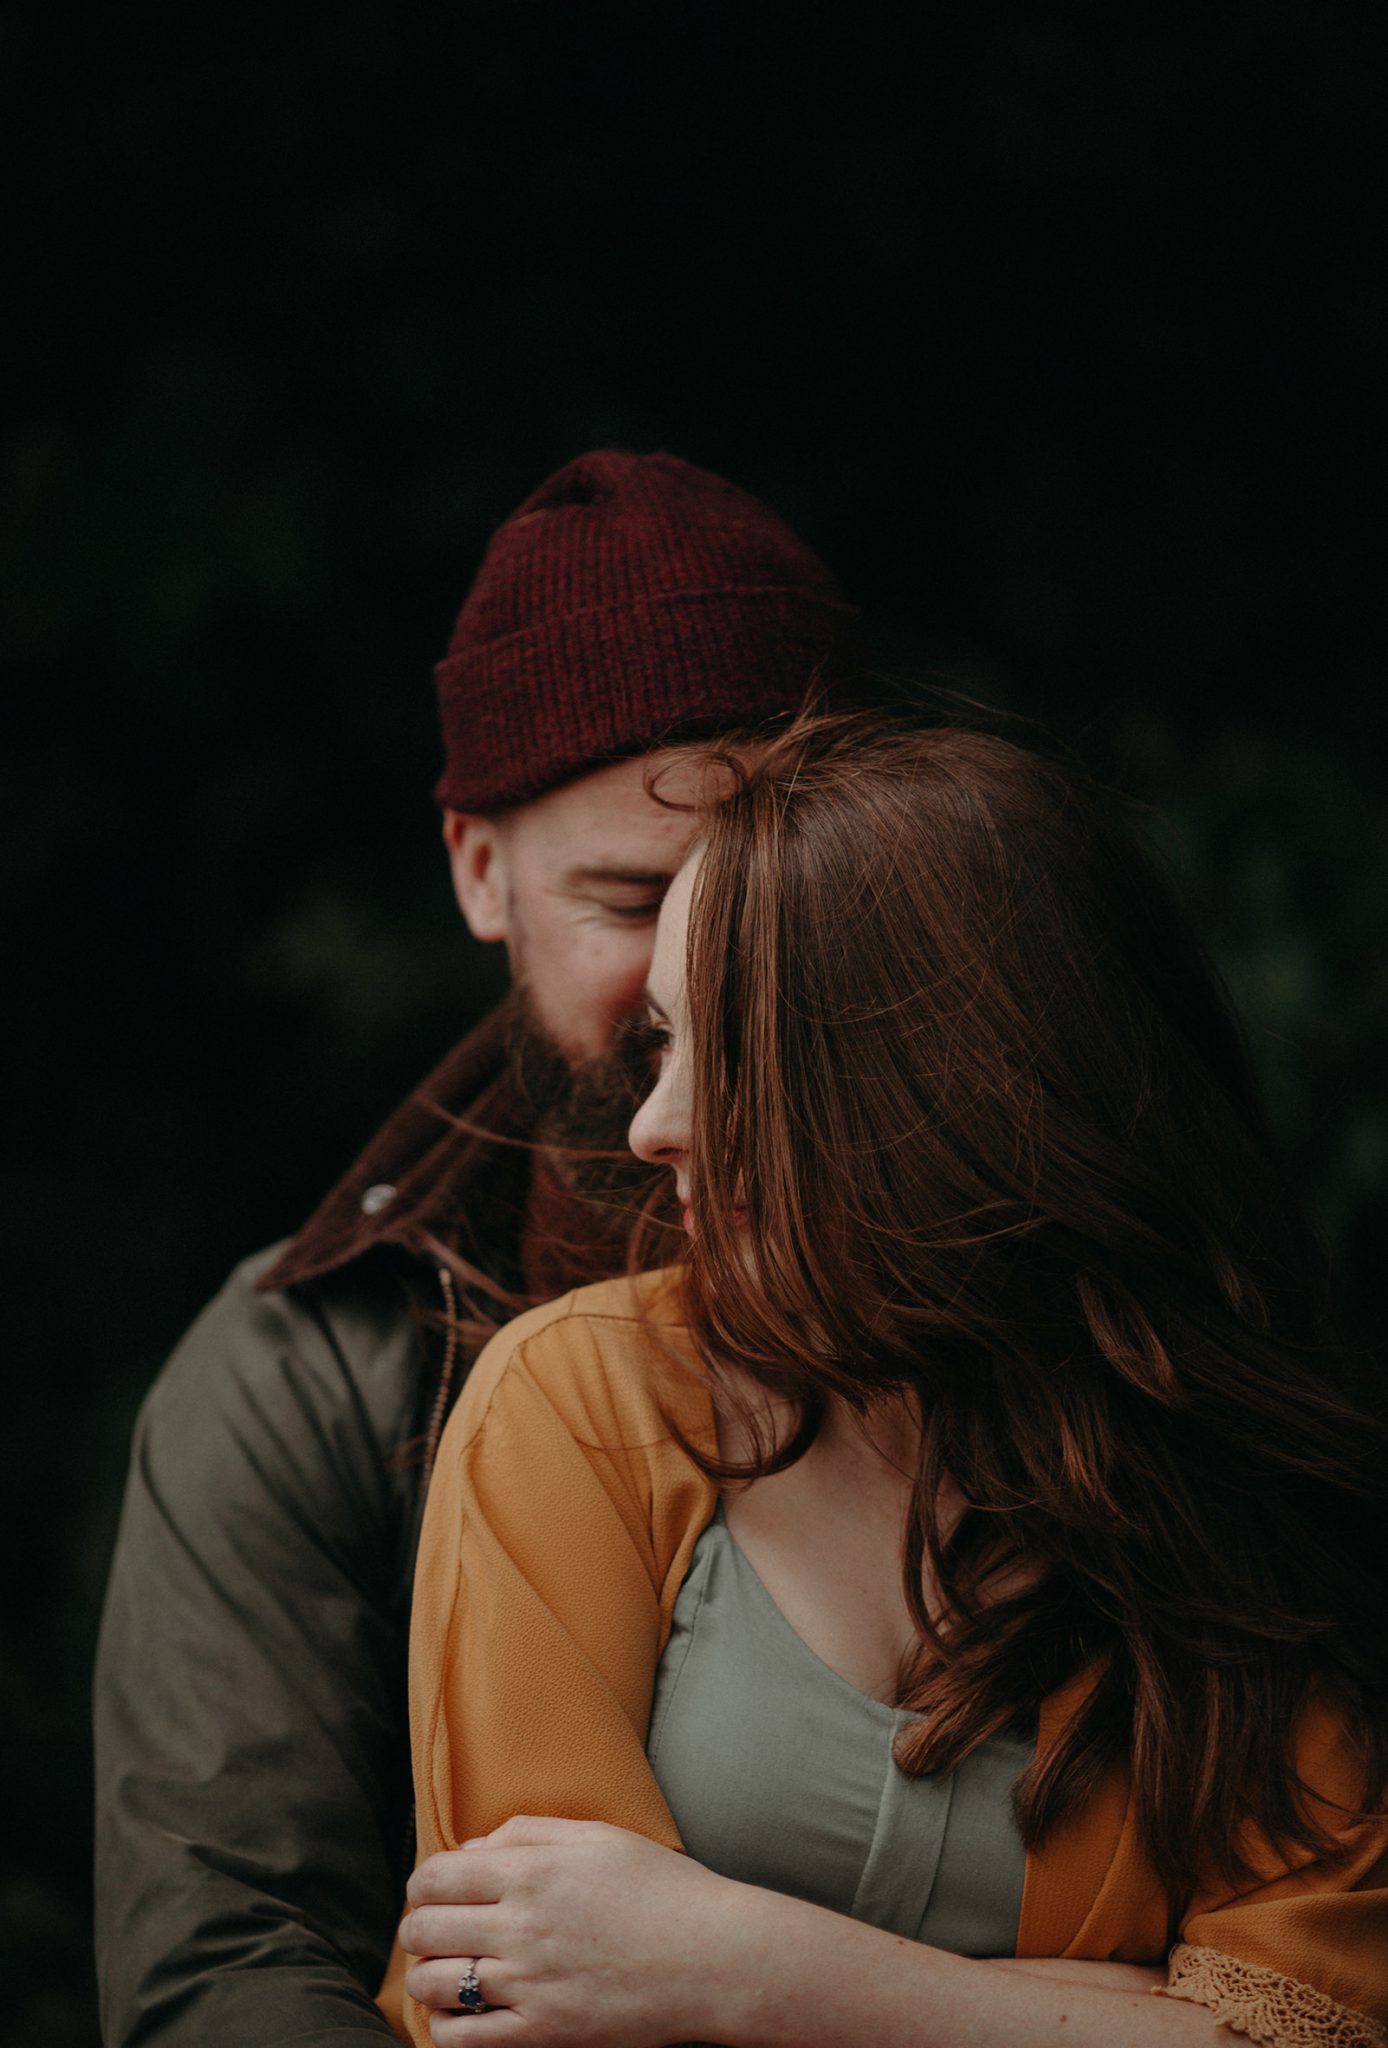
[1157,1943,1386,2048]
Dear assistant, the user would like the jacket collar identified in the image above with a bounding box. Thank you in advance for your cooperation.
[259,1003,532,1294]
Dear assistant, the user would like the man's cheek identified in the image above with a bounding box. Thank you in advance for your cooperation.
[590,934,658,1021]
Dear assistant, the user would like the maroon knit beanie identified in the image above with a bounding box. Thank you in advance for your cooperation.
[433,450,858,812]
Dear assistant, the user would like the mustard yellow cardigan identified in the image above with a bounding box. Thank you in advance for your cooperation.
[387,1275,1388,2048]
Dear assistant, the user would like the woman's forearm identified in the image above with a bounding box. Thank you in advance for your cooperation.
[987,1956,1167,1993]
[699,1883,1236,2048]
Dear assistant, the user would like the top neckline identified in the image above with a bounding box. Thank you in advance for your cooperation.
[707,1498,914,1721]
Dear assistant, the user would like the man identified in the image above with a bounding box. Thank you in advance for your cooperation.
[93,449,856,2044]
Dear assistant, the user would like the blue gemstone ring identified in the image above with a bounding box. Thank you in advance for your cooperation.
[456,1962,487,2015]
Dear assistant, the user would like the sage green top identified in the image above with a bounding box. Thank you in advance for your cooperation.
[646,1502,1033,1956]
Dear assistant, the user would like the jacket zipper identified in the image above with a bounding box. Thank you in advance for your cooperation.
[420,1264,461,1497]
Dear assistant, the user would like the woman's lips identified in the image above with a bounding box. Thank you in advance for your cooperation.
[680,1201,746,1235]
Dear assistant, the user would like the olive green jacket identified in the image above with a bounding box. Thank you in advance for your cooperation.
[93,1008,633,2046]
[95,1244,433,2044]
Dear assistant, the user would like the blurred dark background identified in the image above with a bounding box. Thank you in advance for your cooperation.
[4,2,1384,2037]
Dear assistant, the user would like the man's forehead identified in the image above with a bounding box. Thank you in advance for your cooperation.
[550,803,696,875]
[530,754,701,863]
[562,744,712,805]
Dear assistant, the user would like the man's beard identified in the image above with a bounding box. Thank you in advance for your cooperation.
[505,992,665,1210]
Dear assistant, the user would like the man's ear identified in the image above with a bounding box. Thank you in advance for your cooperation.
[443,813,511,943]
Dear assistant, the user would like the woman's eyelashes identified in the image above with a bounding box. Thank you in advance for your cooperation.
[626,1016,672,1068]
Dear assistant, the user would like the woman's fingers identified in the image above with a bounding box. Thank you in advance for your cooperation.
[406,1953,509,2014]
[475,1814,616,1848]
[409,1959,535,2048]
[401,1902,507,1959]
[404,1827,629,1957]
[426,2007,526,2048]
[407,1849,507,1909]
[402,1827,730,2046]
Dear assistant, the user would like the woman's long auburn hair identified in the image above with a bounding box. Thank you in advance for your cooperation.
[668,709,1387,1900]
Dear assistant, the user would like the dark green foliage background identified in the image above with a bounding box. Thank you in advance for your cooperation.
[3,4,1383,2039]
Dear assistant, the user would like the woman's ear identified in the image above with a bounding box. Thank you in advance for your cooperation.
[443,812,511,943]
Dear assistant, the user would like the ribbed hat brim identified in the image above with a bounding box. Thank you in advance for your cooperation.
[433,585,858,811]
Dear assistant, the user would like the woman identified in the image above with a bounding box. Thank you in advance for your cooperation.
[396,713,1388,2047]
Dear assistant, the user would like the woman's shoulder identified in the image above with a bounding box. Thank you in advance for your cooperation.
[453,1268,713,1456]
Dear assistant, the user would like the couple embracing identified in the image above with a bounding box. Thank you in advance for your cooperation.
[96,453,1388,2048]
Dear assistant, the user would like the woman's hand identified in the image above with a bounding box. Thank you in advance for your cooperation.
[399,1815,736,2046]
[401,1818,1235,2048]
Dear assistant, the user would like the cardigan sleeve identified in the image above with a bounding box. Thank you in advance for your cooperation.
[1156,1701,1388,2047]
[398,1287,717,2046]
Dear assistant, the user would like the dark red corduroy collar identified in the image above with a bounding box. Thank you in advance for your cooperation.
[258,1004,531,1295]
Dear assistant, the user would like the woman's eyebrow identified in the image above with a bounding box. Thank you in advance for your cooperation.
[641,987,670,1019]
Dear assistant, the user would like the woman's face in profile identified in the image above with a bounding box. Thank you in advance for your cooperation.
[628,853,700,1236]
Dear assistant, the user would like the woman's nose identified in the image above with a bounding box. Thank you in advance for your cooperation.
[629,1074,686,1166]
